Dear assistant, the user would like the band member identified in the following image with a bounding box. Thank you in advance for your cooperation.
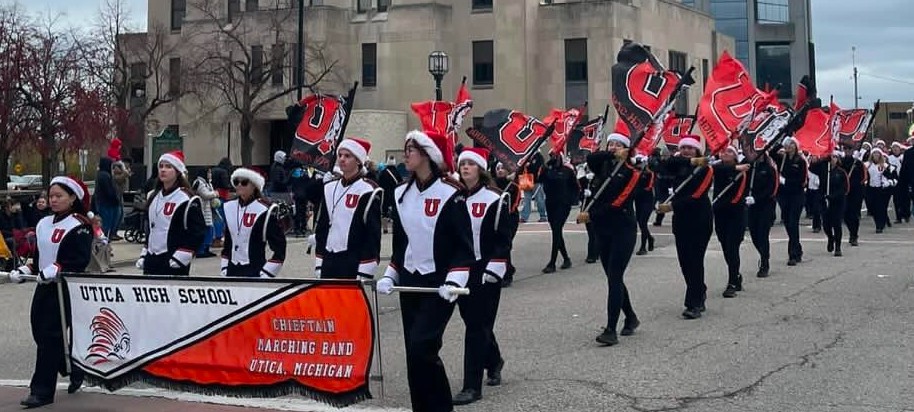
[806,168,823,233]
[651,148,673,226]
[811,153,849,256]
[219,168,287,278]
[136,151,206,276]
[540,151,579,273]
[375,130,475,412]
[9,176,92,408]
[494,162,521,287]
[452,148,511,405]
[712,146,749,297]
[770,137,807,266]
[312,138,382,280]
[656,137,713,319]
[378,157,403,234]
[866,149,898,233]
[841,147,867,246]
[580,165,600,263]
[633,155,656,256]
[888,142,909,223]
[744,150,779,278]
[586,132,641,345]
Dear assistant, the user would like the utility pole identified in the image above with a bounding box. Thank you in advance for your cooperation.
[296,0,304,101]
[852,46,859,109]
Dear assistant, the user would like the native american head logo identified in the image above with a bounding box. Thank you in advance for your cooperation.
[85,307,131,365]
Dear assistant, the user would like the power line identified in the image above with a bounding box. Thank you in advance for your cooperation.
[858,71,914,86]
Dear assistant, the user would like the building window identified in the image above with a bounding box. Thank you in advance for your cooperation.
[756,43,792,98]
[472,41,494,86]
[378,0,389,12]
[166,124,180,136]
[889,112,908,120]
[356,0,369,13]
[171,0,185,30]
[668,51,688,113]
[565,39,587,82]
[362,43,377,87]
[130,62,147,81]
[246,0,258,11]
[756,0,789,24]
[168,58,181,96]
[251,45,264,84]
[290,43,302,87]
[228,0,240,21]
[271,43,285,85]
[472,0,492,10]
[702,58,709,89]
[710,0,749,65]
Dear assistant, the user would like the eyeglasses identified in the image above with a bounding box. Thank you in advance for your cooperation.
[232,179,250,187]
[404,144,420,154]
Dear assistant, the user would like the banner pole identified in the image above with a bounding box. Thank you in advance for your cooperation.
[57,279,72,375]
[371,285,385,398]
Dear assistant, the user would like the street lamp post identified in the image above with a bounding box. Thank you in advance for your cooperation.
[428,51,449,101]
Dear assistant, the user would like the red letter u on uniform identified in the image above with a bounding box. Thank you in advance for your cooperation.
[424,198,441,217]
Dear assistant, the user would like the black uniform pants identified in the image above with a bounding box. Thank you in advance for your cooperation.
[748,199,776,265]
[653,181,671,224]
[293,198,309,232]
[635,192,654,249]
[546,203,571,264]
[894,184,910,221]
[672,204,712,309]
[845,189,864,240]
[779,192,805,261]
[807,189,823,230]
[595,212,637,331]
[585,222,599,261]
[30,284,82,400]
[867,187,892,230]
[144,252,191,276]
[398,271,456,412]
[457,272,502,393]
[714,205,746,286]
[318,252,360,280]
[823,197,846,248]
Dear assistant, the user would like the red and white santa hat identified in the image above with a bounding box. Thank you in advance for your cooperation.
[678,135,704,154]
[50,176,91,211]
[406,130,453,171]
[337,137,372,164]
[607,118,631,148]
[231,167,266,192]
[457,147,490,168]
[159,150,187,175]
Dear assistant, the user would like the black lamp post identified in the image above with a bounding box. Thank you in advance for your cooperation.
[428,51,449,101]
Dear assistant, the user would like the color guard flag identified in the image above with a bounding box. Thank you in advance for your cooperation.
[466,109,549,169]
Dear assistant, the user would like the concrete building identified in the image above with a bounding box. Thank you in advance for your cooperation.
[140,0,734,167]
[680,0,814,102]
[872,101,914,143]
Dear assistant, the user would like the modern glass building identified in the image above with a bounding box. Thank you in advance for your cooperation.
[682,0,814,101]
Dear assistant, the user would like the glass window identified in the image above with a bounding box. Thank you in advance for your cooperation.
[756,0,789,24]
[171,0,185,30]
[473,41,494,86]
[710,1,747,19]
[378,0,389,12]
[756,43,792,98]
[356,0,369,13]
[362,43,377,87]
[246,0,258,11]
[168,58,181,96]
[271,43,284,85]
[565,39,587,82]
[251,45,264,84]
[669,51,688,113]
[473,0,493,10]
[228,0,240,20]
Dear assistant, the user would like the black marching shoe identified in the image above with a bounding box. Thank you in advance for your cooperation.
[542,264,556,274]
[68,374,84,394]
[585,257,598,264]
[834,248,842,257]
[722,284,739,298]
[849,237,859,246]
[756,261,770,278]
[452,389,481,406]
[827,237,834,253]
[812,227,820,233]
[20,395,53,409]
[635,248,648,256]
[647,235,655,251]
[681,307,702,319]
[560,259,572,270]
[595,328,619,346]
[620,318,640,336]
[787,258,797,266]
[486,358,504,386]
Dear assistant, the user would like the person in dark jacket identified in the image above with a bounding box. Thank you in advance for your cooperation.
[26,195,52,228]
[633,156,656,255]
[770,137,807,266]
[288,159,312,236]
[539,152,579,273]
[210,157,234,248]
[651,149,674,226]
[519,152,547,223]
[898,143,914,223]
[657,137,713,319]
[711,146,749,297]
[840,147,867,246]
[494,163,520,287]
[94,157,121,239]
[377,158,403,235]
[267,150,290,197]
[811,152,849,257]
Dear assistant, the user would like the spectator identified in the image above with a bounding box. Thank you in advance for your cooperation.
[288,160,311,236]
[94,157,120,240]
[192,169,218,258]
[520,152,548,223]
[267,150,290,199]
[211,158,234,248]
[0,199,27,251]
[111,160,131,241]
[26,195,51,227]
[87,213,113,273]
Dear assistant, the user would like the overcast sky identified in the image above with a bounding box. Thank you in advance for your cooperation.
[17,0,914,109]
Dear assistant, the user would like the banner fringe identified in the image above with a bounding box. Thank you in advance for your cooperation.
[84,372,372,408]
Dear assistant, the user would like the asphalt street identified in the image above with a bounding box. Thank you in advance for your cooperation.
[0,215,912,412]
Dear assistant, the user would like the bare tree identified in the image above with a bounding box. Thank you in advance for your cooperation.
[0,5,35,184]
[184,0,339,165]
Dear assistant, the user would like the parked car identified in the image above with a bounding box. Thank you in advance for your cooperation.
[7,175,43,190]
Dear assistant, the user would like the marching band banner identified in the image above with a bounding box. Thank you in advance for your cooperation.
[65,275,375,407]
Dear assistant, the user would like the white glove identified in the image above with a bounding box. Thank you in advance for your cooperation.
[221,267,227,277]
[170,249,194,269]
[307,234,316,249]
[135,258,145,270]
[376,277,395,295]
[438,284,460,303]
[259,272,272,279]
[745,196,755,206]
[484,274,500,284]
[585,172,594,180]
[8,270,24,284]
[322,172,335,183]
[779,176,786,185]
[584,189,592,198]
